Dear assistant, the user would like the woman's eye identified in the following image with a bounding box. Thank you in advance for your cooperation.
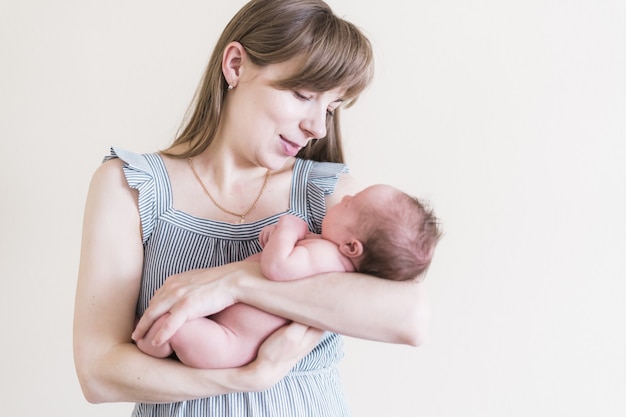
[294,91,311,101]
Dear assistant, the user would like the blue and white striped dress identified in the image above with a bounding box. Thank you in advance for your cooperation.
[105,147,352,417]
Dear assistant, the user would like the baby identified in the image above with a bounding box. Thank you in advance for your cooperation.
[137,184,441,368]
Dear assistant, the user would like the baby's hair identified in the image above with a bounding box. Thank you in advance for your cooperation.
[357,191,441,281]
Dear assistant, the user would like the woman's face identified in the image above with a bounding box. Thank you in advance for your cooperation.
[223,58,345,170]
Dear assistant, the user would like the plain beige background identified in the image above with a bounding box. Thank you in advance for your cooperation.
[1,0,625,416]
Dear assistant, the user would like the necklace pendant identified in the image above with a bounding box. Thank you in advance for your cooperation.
[188,158,271,225]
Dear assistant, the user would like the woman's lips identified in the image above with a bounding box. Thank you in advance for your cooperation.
[280,136,301,157]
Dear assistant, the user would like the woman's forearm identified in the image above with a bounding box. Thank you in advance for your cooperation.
[76,343,248,404]
[236,262,431,346]
[133,260,430,350]
[76,323,322,404]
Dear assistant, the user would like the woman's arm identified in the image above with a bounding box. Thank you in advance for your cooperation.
[238,265,431,346]
[73,160,321,403]
[134,259,429,349]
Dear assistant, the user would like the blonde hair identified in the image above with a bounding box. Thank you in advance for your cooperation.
[165,0,374,162]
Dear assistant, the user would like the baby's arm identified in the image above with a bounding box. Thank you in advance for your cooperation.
[260,215,345,281]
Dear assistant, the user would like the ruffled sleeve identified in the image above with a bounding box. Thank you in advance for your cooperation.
[103,147,157,243]
[304,160,349,233]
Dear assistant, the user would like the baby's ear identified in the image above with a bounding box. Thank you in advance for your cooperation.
[339,239,363,258]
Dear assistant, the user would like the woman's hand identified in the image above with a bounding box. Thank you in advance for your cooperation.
[239,322,323,391]
[132,261,255,346]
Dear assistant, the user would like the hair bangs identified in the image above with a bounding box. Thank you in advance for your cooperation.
[275,16,374,105]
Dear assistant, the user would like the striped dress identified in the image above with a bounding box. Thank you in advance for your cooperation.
[105,147,352,417]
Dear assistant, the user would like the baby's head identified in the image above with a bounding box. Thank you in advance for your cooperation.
[322,184,441,281]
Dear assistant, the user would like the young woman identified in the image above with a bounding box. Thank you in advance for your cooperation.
[74,1,431,415]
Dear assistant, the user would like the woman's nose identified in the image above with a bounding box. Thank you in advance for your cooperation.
[301,107,328,140]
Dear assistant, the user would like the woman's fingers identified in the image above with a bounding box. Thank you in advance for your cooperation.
[257,322,324,368]
[132,267,239,342]
[131,275,191,342]
[282,322,324,347]
[243,322,323,390]
[132,303,175,342]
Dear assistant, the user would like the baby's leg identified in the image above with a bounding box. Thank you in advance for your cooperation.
[169,317,261,369]
[175,304,290,369]
[135,314,174,358]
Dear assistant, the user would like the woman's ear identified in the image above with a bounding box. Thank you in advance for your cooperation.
[222,41,246,87]
[339,239,364,259]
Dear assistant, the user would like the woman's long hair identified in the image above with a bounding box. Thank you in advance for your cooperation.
[164,0,374,163]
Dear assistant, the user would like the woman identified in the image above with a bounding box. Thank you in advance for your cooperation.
[73,0,430,415]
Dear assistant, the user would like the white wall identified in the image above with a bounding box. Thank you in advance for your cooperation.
[1,1,624,416]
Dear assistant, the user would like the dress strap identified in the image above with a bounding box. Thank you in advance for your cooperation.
[103,147,172,243]
[291,159,349,234]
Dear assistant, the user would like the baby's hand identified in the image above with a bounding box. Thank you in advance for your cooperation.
[259,224,278,248]
[259,215,308,247]
[276,214,308,232]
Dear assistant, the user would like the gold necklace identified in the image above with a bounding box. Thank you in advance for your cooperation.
[188,157,271,224]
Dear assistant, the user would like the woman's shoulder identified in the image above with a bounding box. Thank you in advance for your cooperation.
[98,146,162,189]
[326,171,365,208]
[91,157,125,189]
[86,156,141,219]
[296,158,347,172]
[295,158,349,188]
[103,146,156,172]
[97,146,168,242]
